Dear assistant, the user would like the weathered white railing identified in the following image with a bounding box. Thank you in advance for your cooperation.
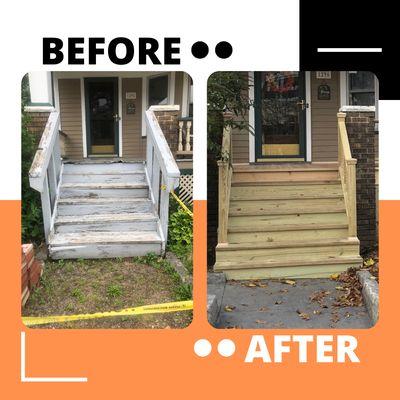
[217,112,233,244]
[177,117,193,155]
[29,111,62,242]
[145,107,180,249]
[337,112,357,236]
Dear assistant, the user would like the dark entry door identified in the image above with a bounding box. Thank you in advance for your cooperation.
[255,71,306,161]
[85,78,119,155]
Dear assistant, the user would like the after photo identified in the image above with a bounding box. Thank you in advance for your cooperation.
[21,71,194,328]
[207,71,378,329]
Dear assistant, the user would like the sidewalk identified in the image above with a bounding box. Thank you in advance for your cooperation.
[208,274,372,329]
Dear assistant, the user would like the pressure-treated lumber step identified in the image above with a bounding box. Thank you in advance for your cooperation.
[230,197,345,215]
[232,179,340,187]
[57,197,153,216]
[54,213,158,233]
[49,231,162,259]
[216,237,360,264]
[227,224,349,243]
[221,256,363,280]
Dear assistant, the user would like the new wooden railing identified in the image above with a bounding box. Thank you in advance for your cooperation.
[217,112,234,244]
[29,111,62,242]
[337,112,357,236]
[145,106,181,249]
[177,117,193,156]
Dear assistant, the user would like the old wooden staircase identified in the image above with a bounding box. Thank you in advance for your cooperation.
[29,108,180,259]
[215,113,363,279]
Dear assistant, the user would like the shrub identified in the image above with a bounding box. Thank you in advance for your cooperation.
[21,75,44,244]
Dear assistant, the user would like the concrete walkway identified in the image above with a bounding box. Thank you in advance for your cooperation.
[208,273,372,329]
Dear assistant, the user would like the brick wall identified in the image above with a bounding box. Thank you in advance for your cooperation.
[26,112,50,143]
[345,110,377,252]
[154,109,179,155]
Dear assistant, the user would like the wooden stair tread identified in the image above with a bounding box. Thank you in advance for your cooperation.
[229,206,346,217]
[55,213,158,224]
[233,163,338,172]
[217,237,359,251]
[49,231,162,246]
[228,223,348,233]
[58,197,151,205]
[230,193,344,201]
[61,182,148,189]
[232,179,340,187]
[215,255,363,270]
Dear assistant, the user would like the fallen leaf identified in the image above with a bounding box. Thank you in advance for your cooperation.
[296,310,310,320]
[364,258,375,267]
[313,310,322,315]
[330,273,340,280]
[279,288,289,293]
[335,286,346,291]
[284,280,296,286]
[258,306,268,312]
[224,305,236,312]
[255,319,267,324]
[246,283,257,287]
[275,300,283,305]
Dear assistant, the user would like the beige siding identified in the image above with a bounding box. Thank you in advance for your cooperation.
[311,71,340,161]
[232,124,250,163]
[122,78,146,159]
[58,79,83,159]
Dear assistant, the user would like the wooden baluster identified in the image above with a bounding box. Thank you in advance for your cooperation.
[178,121,184,152]
[347,160,357,236]
[159,175,171,253]
[47,154,58,211]
[185,120,192,152]
[41,174,52,243]
[146,134,154,185]
[152,157,161,211]
[53,131,62,183]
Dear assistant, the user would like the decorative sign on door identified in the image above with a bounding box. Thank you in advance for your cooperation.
[316,71,331,79]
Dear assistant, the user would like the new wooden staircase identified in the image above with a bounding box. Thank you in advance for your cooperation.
[215,112,362,279]
[29,108,180,260]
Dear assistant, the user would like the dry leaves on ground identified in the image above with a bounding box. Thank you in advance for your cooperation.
[309,290,330,308]
[296,310,310,320]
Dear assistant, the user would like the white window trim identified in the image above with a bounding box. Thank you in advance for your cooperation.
[142,72,172,137]
[181,73,190,117]
[248,72,255,163]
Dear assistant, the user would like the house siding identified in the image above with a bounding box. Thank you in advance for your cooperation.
[121,78,146,159]
[311,71,340,161]
[58,79,84,159]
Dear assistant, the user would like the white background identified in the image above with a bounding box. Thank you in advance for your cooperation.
[0,0,398,199]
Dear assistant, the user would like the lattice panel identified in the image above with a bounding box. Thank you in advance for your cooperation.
[179,174,193,205]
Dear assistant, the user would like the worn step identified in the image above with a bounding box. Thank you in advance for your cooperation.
[59,183,149,198]
[63,162,144,174]
[54,213,158,233]
[57,197,153,216]
[229,197,345,215]
[62,173,146,184]
[49,231,162,259]
[216,237,360,263]
[230,183,343,200]
[228,224,349,244]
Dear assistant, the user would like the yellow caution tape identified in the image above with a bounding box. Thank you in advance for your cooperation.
[170,191,193,218]
[22,300,193,326]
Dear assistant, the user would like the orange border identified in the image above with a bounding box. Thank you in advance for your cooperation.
[0,200,396,399]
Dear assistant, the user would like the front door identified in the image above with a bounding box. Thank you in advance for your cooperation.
[85,77,119,156]
[255,71,306,161]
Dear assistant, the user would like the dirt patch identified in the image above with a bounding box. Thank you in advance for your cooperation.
[22,257,192,329]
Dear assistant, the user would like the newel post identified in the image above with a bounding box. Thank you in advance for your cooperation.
[217,111,233,244]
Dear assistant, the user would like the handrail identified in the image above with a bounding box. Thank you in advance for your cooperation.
[145,107,180,250]
[217,111,233,244]
[337,112,357,236]
[29,111,62,242]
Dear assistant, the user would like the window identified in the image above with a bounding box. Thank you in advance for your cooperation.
[348,71,376,106]
[148,75,169,106]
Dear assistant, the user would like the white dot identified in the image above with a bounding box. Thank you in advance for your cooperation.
[194,339,212,357]
[218,339,236,357]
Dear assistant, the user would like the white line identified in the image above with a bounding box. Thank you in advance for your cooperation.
[317,48,382,53]
[20,332,88,383]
